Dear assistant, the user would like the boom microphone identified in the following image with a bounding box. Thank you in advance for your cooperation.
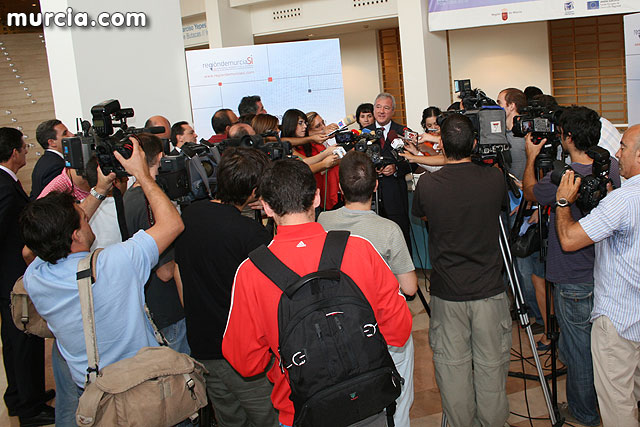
[327,114,357,137]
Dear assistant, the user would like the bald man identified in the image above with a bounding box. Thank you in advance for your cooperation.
[145,116,171,140]
[228,123,255,139]
[555,124,640,427]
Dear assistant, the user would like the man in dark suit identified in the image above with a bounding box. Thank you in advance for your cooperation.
[365,93,413,252]
[169,121,198,155]
[0,127,54,426]
[30,119,72,200]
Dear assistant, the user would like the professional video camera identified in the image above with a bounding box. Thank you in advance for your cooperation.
[215,131,294,161]
[62,100,165,177]
[550,145,611,213]
[512,100,564,170]
[155,142,220,204]
[438,109,509,164]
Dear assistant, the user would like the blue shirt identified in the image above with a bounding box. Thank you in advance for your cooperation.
[24,230,160,387]
[579,174,640,342]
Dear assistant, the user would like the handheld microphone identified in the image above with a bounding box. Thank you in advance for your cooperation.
[327,114,357,137]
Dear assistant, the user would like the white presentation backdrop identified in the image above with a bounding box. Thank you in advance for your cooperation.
[186,39,346,140]
[428,0,640,31]
[626,13,640,126]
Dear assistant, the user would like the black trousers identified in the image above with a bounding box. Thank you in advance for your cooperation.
[378,175,412,255]
[0,299,46,417]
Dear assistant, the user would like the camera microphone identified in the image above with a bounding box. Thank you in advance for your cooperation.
[143,126,166,135]
[327,114,357,137]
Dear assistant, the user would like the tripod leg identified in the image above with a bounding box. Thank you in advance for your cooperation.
[498,215,561,426]
[416,287,431,317]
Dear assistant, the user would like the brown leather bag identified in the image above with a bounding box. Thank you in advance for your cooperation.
[10,276,54,338]
[74,250,208,426]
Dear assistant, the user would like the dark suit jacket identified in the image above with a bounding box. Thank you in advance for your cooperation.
[0,169,29,299]
[365,120,412,217]
[29,150,65,200]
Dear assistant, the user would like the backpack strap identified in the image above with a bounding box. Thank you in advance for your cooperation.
[249,245,301,296]
[317,230,350,271]
[76,248,104,385]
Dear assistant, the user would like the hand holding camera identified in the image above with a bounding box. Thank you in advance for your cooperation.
[556,170,582,205]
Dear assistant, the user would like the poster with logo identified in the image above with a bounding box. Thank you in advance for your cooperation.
[428,0,640,31]
[625,13,640,126]
[185,39,346,140]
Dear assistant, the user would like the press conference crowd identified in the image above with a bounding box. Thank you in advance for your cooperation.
[0,87,638,427]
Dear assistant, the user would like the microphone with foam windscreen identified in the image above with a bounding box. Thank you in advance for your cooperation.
[327,114,357,137]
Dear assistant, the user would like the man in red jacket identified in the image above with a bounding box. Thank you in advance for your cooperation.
[222,158,412,427]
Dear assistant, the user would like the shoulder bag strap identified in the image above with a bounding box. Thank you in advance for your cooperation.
[248,245,301,297]
[76,248,103,385]
[317,230,350,271]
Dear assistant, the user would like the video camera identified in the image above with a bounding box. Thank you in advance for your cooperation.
[62,100,165,177]
[155,142,220,205]
[550,146,611,213]
[215,131,294,161]
[512,100,564,170]
[440,80,510,165]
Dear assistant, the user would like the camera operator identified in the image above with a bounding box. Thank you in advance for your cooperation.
[123,134,188,354]
[145,115,171,140]
[554,124,640,427]
[412,114,511,427]
[365,93,413,251]
[174,147,277,427]
[497,88,528,179]
[20,137,184,422]
[208,108,238,144]
[522,106,621,426]
[497,88,547,342]
[170,121,198,155]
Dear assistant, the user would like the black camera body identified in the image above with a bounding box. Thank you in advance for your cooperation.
[215,132,294,162]
[438,106,510,165]
[62,99,163,177]
[156,142,220,204]
[512,102,563,143]
[550,146,611,213]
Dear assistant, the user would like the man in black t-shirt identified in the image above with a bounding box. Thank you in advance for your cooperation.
[412,114,511,427]
[175,147,277,427]
[122,134,189,354]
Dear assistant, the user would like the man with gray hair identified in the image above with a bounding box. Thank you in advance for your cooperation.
[364,93,413,252]
[555,124,640,427]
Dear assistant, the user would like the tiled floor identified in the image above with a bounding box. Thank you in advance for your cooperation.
[0,279,570,427]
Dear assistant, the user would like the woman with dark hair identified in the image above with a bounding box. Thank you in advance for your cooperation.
[420,106,442,134]
[280,109,339,177]
[355,103,374,129]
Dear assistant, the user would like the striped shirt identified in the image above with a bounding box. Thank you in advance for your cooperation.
[579,174,640,342]
[37,168,89,201]
[598,117,621,158]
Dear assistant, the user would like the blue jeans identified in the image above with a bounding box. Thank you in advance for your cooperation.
[516,252,544,324]
[554,283,600,426]
[51,341,83,426]
[160,318,191,355]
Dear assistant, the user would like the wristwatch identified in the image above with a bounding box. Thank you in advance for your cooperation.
[555,198,569,208]
[90,187,106,201]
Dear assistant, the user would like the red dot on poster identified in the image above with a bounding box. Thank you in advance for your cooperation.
[268,77,273,82]
[218,82,222,86]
